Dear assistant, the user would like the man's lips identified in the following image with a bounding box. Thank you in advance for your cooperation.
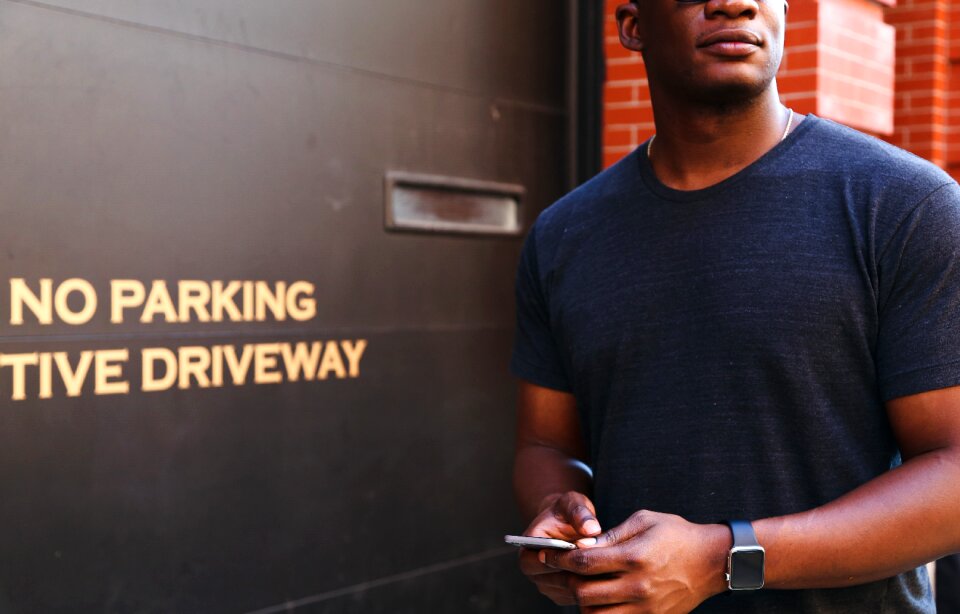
[697,29,763,48]
[696,29,763,57]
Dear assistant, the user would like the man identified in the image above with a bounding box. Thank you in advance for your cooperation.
[510,0,960,612]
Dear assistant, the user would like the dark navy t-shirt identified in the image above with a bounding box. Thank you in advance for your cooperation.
[510,116,960,612]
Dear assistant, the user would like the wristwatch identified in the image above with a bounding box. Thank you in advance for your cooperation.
[724,520,765,591]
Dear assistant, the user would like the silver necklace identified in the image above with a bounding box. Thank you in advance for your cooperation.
[647,108,794,159]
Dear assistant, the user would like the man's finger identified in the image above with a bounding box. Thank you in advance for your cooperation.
[532,570,576,590]
[540,542,640,576]
[587,509,654,548]
[565,575,636,608]
[535,571,587,606]
[561,493,602,536]
[518,548,557,576]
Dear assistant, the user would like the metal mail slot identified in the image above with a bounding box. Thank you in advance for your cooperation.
[385,171,525,236]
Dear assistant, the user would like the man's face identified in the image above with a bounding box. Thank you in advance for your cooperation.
[619,0,787,105]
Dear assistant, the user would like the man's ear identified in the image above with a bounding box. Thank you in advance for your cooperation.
[616,2,644,53]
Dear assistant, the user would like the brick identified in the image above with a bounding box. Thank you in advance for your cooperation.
[907,129,941,144]
[886,8,943,26]
[821,32,895,63]
[607,126,638,148]
[911,94,945,111]
[898,38,949,55]
[604,104,654,126]
[606,61,646,82]
[896,109,948,126]
[911,24,947,40]
[778,72,819,95]
[606,39,629,60]
[786,23,819,47]
[898,74,949,91]
[780,95,818,116]
[788,0,819,23]
[907,59,949,75]
[784,48,819,71]
[605,83,636,105]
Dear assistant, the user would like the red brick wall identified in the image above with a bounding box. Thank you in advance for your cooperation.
[952,2,960,181]
[603,1,651,169]
[886,0,950,168]
[602,0,896,169]
[777,0,820,119]
[816,0,895,133]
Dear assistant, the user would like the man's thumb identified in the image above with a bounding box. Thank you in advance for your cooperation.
[580,517,602,536]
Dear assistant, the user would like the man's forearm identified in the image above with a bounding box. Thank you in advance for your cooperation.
[513,444,593,522]
[749,448,960,589]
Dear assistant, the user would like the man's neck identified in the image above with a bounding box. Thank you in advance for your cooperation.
[647,88,797,191]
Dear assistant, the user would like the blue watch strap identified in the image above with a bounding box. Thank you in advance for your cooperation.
[727,519,760,548]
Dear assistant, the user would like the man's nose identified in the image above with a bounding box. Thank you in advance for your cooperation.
[705,0,760,19]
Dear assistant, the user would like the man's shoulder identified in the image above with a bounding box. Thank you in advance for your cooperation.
[801,116,955,197]
[531,148,642,242]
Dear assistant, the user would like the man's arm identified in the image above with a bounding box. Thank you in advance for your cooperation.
[540,386,960,610]
[513,380,606,607]
[754,385,960,588]
[513,380,592,521]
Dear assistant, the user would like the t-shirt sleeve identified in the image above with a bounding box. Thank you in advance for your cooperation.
[509,224,572,392]
[877,181,960,401]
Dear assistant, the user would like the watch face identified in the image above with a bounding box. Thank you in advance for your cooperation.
[730,548,765,590]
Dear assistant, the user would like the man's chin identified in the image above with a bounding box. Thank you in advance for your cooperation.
[686,76,776,107]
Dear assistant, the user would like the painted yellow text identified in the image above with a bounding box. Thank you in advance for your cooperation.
[141,340,366,392]
[0,340,366,401]
[8,278,317,325]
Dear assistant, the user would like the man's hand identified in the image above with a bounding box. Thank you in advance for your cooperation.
[518,491,603,606]
[540,510,730,613]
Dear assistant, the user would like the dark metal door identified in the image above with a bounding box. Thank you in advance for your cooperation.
[0,1,567,612]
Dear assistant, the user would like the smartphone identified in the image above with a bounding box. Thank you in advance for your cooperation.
[504,535,577,550]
